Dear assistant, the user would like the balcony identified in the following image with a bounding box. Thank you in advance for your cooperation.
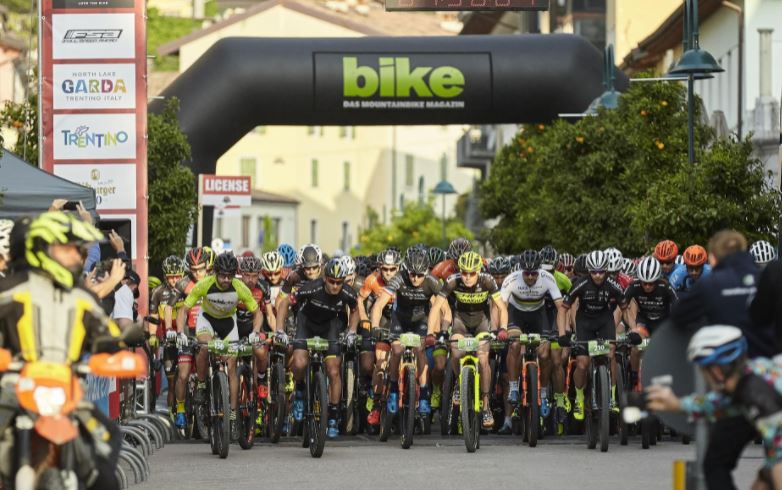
[456,126,497,177]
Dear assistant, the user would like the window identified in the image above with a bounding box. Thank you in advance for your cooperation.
[240,157,256,186]
[310,219,317,243]
[307,126,315,136]
[405,154,414,187]
[440,153,448,181]
[311,159,318,187]
[399,194,405,209]
[339,126,348,138]
[215,217,223,239]
[257,217,265,249]
[241,215,251,248]
[418,176,425,203]
[343,161,351,191]
[319,126,325,136]
[341,221,349,252]
[351,126,356,139]
[258,216,280,249]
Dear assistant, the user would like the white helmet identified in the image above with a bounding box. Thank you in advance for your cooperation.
[0,219,12,261]
[604,247,623,272]
[621,258,637,278]
[637,256,661,283]
[750,240,777,265]
[687,325,746,365]
[339,255,356,276]
[674,254,685,266]
[585,250,608,272]
[297,243,322,267]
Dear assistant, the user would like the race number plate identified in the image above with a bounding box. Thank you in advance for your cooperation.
[588,340,610,357]
[307,337,329,352]
[458,337,478,352]
[399,333,421,348]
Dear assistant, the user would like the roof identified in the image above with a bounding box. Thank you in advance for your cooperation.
[251,189,299,204]
[459,11,505,35]
[159,0,457,56]
[620,0,722,72]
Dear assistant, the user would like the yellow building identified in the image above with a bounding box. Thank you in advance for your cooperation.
[606,0,681,62]
[157,0,474,254]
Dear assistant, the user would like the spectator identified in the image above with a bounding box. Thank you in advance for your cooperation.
[112,269,139,330]
[0,219,12,278]
[48,199,101,273]
[751,257,782,355]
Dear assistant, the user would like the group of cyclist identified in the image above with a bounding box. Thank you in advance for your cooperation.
[142,233,779,443]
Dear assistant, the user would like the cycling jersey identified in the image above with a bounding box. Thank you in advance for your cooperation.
[501,270,561,312]
[237,278,271,335]
[360,271,395,317]
[662,263,686,282]
[280,268,313,297]
[175,277,201,328]
[150,284,184,331]
[614,272,633,291]
[669,264,712,292]
[624,279,678,323]
[384,273,441,325]
[431,259,457,282]
[292,278,358,325]
[439,272,500,329]
[183,275,258,319]
[564,276,627,316]
[552,270,572,294]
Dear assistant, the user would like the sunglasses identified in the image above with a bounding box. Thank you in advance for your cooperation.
[641,281,656,287]
[165,274,182,279]
[266,270,282,277]
[590,270,607,276]
[380,267,398,273]
[409,272,425,278]
[686,266,702,273]
[461,271,478,277]
[217,273,234,280]
[326,278,344,286]
[563,266,574,272]
[303,266,320,272]
[522,270,539,277]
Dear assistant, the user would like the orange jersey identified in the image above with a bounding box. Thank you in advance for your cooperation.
[431,259,458,282]
[360,271,392,300]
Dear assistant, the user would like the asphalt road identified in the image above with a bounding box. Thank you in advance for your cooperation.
[137,433,762,489]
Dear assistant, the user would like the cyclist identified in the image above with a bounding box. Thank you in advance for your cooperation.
[623,256,677,389]
[277,243,298,270]
[360,248,401,427]
[370,248,444,419]
[428,247,447,274]
[276,244,322,312]
[500,250,568,431]
[0,219,11,277]
[276,258,359,438]
[605,247,632,290]
[176,247,210,333]
[559,250,627,420]
[431,237,471,282]
[340,255,357,288]
[750,240,778,269]
[556,252,576,280]
[237,254,276,397]
[670,245,711,292]
[654,239,684,282]
[428,251,508,429]
[176,252,261,438]
[621,258,637,279]
[261,250,287,307]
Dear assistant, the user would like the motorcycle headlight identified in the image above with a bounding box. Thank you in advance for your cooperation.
[32,386,66,417]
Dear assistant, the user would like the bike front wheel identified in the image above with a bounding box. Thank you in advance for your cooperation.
[213,371,231,459]
[269,361,286,443]
[309,371,328,458]
[401,366,416,449]
[236,364,255,450]
[461,366,479,453]
[525,363,539,448]
[597,364,610,453]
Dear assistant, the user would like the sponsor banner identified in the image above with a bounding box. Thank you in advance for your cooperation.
[53,163,137,209]
[200,175,252,206]
[53,113,136,160]
[53,63,136,109]
[52,13,135,60]
[53,0,134,8]
[314,53,492,113]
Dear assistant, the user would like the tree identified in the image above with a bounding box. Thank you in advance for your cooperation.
[146,7,202,71]
[0,91,38,164]
[481,78,782,256]
[354,200,473,255]
[148,97,198,274]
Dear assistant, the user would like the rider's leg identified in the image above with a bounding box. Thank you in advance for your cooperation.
[325,356,342,405]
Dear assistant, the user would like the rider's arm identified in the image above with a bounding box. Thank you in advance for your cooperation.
[275,295,291,332]
[176,305,189,334]
[428,295,447,335]
[556,299,568,336]
[264,303,276,332]
[370,290,392,328]
[491,294,508,329]
[348,307,360,332]
[163,305,173,331]
[624,298,639,331]
[357,278,373,322]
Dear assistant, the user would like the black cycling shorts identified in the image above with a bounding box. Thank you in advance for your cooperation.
[389,313,428,338]
[508,304,549,335]
[575,311,616,343]
[293,312,342,357]
[635,315,663,335]
[451,315,490,337]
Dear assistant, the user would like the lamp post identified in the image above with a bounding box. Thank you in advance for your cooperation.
[432,180,457,248]
[586,44,621,114]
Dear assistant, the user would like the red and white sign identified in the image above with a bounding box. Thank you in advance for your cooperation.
[200,175,252,206]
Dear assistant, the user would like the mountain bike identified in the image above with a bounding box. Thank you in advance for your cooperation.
[487,336,508,433]
[340,332,362,435]
[575,339,613,453]
[191,338,234,459]
[454,333,492,453]
[267,335,288,443]
[518,333,558,447]
[235,339,258,450]
[395,332,425,449]
[300,336,333,458]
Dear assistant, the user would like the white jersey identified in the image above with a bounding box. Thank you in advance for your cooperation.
[501,269,562,312]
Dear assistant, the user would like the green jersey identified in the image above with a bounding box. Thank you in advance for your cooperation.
[184,275,258,319]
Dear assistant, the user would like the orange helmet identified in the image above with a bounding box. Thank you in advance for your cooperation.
[654,240,678,262]
[683,245,707,267]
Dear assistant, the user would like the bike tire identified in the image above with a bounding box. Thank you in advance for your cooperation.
[597,364,610,453]
[378,387,394,443]
[214,371,231,459]
[440,366,453,436]
[461,367,478,453]
[401,366,416,449]
[344,360,357,435]
[309,371,328,458]
[585,370,597,450]
[641,417,651,449]
[236,365,255,450]
[526,363,539,448]
[269,361,286,443]
[193,377,210,443]
[616,363,628,446]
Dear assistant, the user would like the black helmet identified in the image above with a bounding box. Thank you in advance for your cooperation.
[539,245,558,269]
[404,248,430,275]
[518,250,541,272]
[356,256,372,277]
[488,256,511,275]
[299,244,322,268]
[428,246,446,266]
[447,237,471,260]
[162,255,185,276]
[378,248,401,266]
[324,257,348,280]
[574,254,588,275]
[239,255,262,273]
[214,252,238,275]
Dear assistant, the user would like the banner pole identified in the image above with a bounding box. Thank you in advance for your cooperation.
[196,175,204,247]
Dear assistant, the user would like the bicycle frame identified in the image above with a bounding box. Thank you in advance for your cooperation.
[456,336,486,415]
[396,333,422,408]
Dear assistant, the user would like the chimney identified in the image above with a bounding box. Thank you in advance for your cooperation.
[759,28,773,98]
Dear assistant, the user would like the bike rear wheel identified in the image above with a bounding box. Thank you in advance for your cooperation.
[309,371,328,458]
[213,371,231,459]
[440,366,453,436]
[401,366,416,449]
[269,361,286,443]
[597,364,610,453]
[379,384,395,442]
[343,360,358,435]
[525,363,539,448]
[616,362,628,446]
[236,365,255,450]
[461,367,479,453]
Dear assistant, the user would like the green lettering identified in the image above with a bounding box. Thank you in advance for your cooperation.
[379,57,395,97]
[343,57,378,97]
[394,57,431,97]
[429,66,464,98]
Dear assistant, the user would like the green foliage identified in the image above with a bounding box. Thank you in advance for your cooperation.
[481,78,782,256]
[355,200,473,255]
[0,91,38,164]
[146,7,201,71]
[262,215,276,251]
[148,97,197,274]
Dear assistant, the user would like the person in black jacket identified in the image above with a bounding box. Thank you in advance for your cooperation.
[751,259,782,355]
[670,229,774,490]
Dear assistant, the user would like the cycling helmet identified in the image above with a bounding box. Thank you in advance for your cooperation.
[539,245,558,271]
[277,243,297,268]
[323,257,348,280]
[447,237,471,261]
[261,251,284,272]
[750,240,777,265]
[203,246,216,270]
[25,211,104,289]
[239,255,262,273]
[404,248,430,275]
[339,255,356,276]
[675,254,685,266]
[378,248,402,267]
[557,253,575,271]
[428,247,446,266]
[636,256,662,283]
[457,251,483,273]
[148,276,162,290]
[298,244,322,268]
[356,256,372,277]
[185,247,208,269]
[0,219,12,261]
[488,256,511,276]
[574,254,588,275]
[585,250,608,272]
[518,250,542,272]
[683,245,708,267]
[162,255,185,276]
[214,252,239,275]
[621,258,637,278]
[654,240,678,262]
[604,247,623,272]
[687,325,747,365]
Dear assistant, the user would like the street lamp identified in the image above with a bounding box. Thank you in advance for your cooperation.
[669,0,724,165]
[586,44,621,114]
[432,180,457,248]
